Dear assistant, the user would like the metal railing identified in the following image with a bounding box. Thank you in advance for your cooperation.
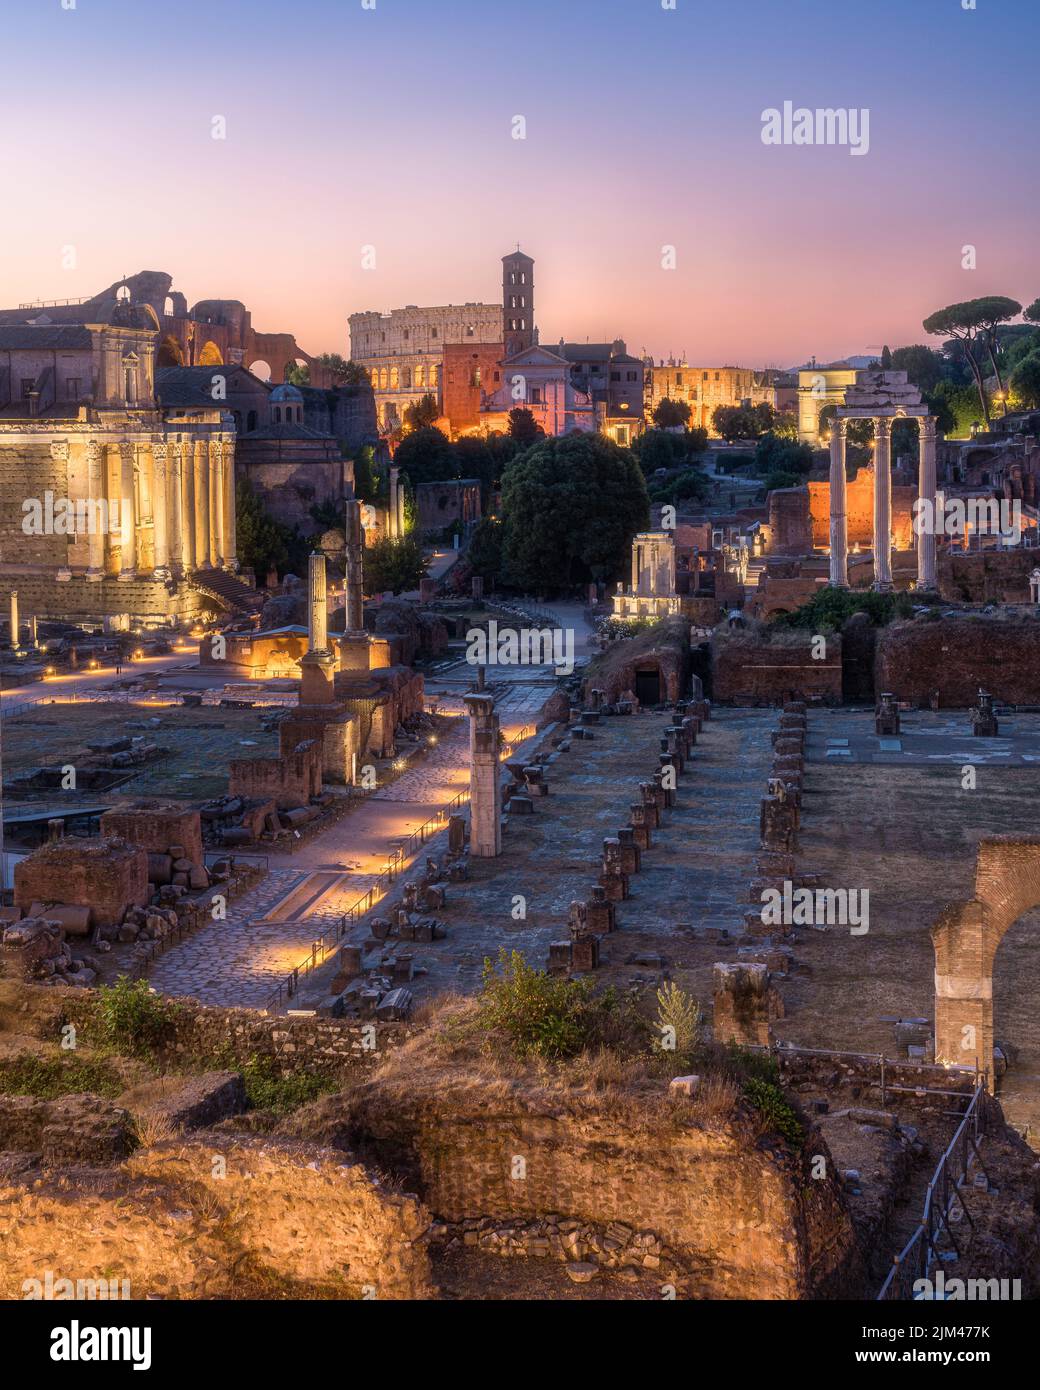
[877,1082,995,1301]
[261,786,471,1013]
[258,723,539,1011]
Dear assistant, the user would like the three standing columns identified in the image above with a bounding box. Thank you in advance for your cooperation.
[828,414,937,592]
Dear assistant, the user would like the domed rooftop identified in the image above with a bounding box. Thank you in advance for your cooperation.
[270,382,304,403]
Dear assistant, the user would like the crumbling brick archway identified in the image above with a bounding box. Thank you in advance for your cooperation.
[931,836,1040,1087]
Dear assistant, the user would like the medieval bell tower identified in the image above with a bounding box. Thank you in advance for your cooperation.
[502,249,535,358]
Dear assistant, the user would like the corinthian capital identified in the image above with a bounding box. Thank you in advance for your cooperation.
[49,439,70,462]
[875,417,893,440]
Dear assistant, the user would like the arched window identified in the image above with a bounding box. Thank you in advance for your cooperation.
[390,367,399,389]
[430,364,438,388]
[246,410,257,431]
[274,407,282,423]
[403,368,412,389]
[415,365,425,388]
[379,368,389,390]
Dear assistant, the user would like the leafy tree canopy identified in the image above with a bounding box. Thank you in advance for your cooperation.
[651,397,691,429]
[631,427,707,475]
[364,535,428,596]
[235,480,308,580]
[712,402,776,442]
[499,432,650,592]
[1011,352,1040,410]
[508,407,544,444]
[403,392,440,432]
[393,426,458,487]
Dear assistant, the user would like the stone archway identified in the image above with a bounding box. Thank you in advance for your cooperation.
[932,836,1040,1087]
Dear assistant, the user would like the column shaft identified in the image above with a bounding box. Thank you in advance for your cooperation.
[208,440,220,567]
[873,418,893,590]
[86,441,105,579]
[224,438,238,569]
[828,419,849,587]
[194,439,210,568]
[917,416,937,590]
[212,443,226,566]
[118,442,137,579]
[152,444,170,578]
[182,441,197,572]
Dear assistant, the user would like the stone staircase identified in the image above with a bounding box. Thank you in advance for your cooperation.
[188,567,265,617]
[744,559,767,590]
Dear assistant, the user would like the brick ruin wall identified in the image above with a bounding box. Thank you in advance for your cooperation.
[939,548,1038,605]
[99,804,205,866]
[14,837,149,928]
[228,738,322,809]
[0,1134,432,1300]
[43,986,416,1078]
[808,468,916,550]
[712,632,843,705]
[875,616,1040,707]
[347,1087,862,1299]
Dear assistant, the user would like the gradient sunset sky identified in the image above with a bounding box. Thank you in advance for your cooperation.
[2,0,1037,368]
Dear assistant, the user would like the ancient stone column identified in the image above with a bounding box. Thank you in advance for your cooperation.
[222,436,237,570]
[917,415,937,591]
[9,589,19,650]
[194,439,211,569]
[152,443,170,580]
[167,440,183,575]
[308,551,329,653]
[389,467,401,539]
[118,442,137,580]
[85,440,105,580]
[208,439,221,568]
[872,417,893,591]
[631,540,639,593]
[181,441,196,572]
[465,692,502,857]
[344,497,365,632]
[828,417,849,587]
[301,550,336,704]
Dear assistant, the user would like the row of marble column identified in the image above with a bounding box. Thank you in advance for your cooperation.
[828,414,937,592]
[58,434,236,582]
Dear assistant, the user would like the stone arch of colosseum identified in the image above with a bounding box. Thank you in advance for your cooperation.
[931,836,1040,1087]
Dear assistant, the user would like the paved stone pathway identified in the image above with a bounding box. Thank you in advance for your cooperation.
[147,867,351,1007]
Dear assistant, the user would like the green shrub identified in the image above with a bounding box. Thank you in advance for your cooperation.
[0,1054,123,1099]
[654,981,701,1064]
[238,1055,337,1114]
[477,949,596,1060]
[91,977,180,1059]
[771,587,925,632]
[742,1075,804,1145]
